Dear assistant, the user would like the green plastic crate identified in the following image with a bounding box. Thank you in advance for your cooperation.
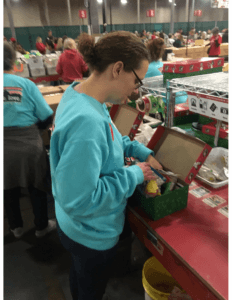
[131,185,189,221]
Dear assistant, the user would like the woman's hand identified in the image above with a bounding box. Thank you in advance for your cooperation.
[146,155,163,170]
[137,162,157,181]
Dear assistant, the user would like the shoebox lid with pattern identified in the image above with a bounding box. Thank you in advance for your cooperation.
[132,126,212,221]
[163,57,224,74]
[201,121,228,140]
[39,86,64,95]
[110,104,145,141]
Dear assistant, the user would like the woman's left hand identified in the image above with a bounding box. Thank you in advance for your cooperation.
[146,155,163,170]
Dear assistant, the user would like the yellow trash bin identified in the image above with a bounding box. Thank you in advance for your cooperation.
[142,256,183,300]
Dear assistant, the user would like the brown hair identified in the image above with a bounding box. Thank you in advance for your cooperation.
[4,42,16,71]
[146,38,165,62]
[77,31,150,73]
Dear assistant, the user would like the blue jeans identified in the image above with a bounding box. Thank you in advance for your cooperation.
[57,222,118,300]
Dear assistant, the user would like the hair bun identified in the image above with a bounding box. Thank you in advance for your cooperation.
[78,33,97,66]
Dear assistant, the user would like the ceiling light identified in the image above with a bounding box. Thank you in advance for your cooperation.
[169,0,172,2]
[174,3,176,5]
[121,0,127,4]
[97,0,103,3]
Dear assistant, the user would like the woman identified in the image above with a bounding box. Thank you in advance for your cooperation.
[205,27,222,57]
[45,39,56,54]
[56,37,63,51]
[145,38,165,78]
[4,42,56,238]
[201,31,207,40]
[50,31,162,300]
[151,30,156,40]
[173,34,184,48]
[36,36,46,54]
[56,38,88,84]
[145,38,188,105]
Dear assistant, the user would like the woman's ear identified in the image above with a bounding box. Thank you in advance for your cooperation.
[112,61,124,78]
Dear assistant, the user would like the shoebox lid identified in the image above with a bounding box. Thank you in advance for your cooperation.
[44,93,63,112]
[39,86,64,95]
[110,104,145,140]
[163,57,224,74]
[147,126,212,185]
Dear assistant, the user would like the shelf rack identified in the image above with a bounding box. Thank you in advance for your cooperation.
[139,72,229,146]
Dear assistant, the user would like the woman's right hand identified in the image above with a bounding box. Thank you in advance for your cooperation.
[137,163,157,181]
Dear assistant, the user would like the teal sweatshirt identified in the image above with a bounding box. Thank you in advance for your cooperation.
[50,82,153,251]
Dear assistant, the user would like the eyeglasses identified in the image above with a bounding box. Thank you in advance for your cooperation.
[131,68,143,89]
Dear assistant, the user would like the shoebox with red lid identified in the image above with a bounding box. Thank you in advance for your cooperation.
[109,104,145,140]
[201,121,228,140]
[163,57,224,85]
[131,126,212,221]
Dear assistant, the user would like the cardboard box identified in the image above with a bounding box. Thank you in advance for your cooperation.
[132,126,212,221]
[110,104,145,140]
[44,93,63,112]
[163,57,224,74]
[201,121,228,140]
[195,39,205,46]
[26,56,46,77]
[39,86,63,95]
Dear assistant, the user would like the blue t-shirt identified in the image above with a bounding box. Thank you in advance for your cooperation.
[4,73,53,127]
[145,60,163,78]
[50,82,154,251]
[144,61,188,105]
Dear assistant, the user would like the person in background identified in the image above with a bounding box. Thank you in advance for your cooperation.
[173,34,185,48]
[168,33,175,45]
[145,38,165,78]
[222,29,228,43]
[56,38,88,84]
[4,36,7,42]
[196,31,202,39]
[201,31,207,40]
[56,37,63,51]
[205,27,222,57]
[36,37,46,54]
[62,35,68,44]
[188,29,195,41]
[46,39,56,54]
[50,31,162,300]
[159,32,165,39]
[207,29,212,40]
[47,30,54,42]
[53,37,58,50]
[4,42,56,239]
[151,30,157,40]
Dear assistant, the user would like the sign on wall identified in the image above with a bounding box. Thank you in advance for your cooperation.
[211,0,228,8]
[146,9,155,17]
[194,10,202,17]
[79,10,87,19]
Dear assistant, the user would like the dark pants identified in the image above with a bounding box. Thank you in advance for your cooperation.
[209,55,219,57]
[57,222,118,300]
[4,186,48,231]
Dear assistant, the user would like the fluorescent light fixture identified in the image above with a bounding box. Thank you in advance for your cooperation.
[169,0,172,2]
[174,3,176,5]
[121,0,127,4]
[97,0,103,3]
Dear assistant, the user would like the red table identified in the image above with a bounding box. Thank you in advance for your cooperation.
[28,74,62,84]
[128,179,228,300]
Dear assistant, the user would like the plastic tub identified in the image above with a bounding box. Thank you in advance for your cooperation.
[142,256,183,300]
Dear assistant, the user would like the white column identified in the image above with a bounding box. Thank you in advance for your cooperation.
[5,0,16,39]
[66,0,72,26]
[185,0,189,22]
[170,0,175,34]
[155,0,157,23]
[137,0,140,23]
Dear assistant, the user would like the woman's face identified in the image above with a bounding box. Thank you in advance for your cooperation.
[109,60,149,105]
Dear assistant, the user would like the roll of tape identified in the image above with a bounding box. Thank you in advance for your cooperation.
[136,96,152,113]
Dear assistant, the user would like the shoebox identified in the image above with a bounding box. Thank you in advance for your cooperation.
[109,104,145,140]
[173,101,199,126]
[43,54,59,75]
[131,125,212,221]
[200,121,228,140]
[163,57,224,85]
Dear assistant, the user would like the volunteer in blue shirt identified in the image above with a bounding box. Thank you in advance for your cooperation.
[50,31,163,300]
[4,42,56,239]
[145,38,188,106]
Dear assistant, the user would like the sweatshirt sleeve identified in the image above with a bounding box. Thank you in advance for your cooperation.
[122,135,154,162]
[50,119,144,219]
[56,55,63,75]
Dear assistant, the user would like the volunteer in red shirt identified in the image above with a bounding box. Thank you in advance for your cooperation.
[56,38,88,84]
[151,30,157,40]
[36,37,46,54]
[206,27,222,57]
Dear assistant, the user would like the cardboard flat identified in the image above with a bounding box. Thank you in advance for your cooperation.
[44,93,63,112]
[147,126,212,184]
[39,86,63,95]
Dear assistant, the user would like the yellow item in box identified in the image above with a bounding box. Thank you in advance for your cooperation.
[145,180,161,197]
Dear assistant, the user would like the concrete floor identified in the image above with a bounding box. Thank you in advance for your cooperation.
[4,192,153,300]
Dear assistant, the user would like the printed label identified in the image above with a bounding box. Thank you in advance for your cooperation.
[188,92,228,122]
[203,195,226,207]
[4,87,23,104]
[218,205,228,217]
[189,181,197,188]
[189,187,210,198]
